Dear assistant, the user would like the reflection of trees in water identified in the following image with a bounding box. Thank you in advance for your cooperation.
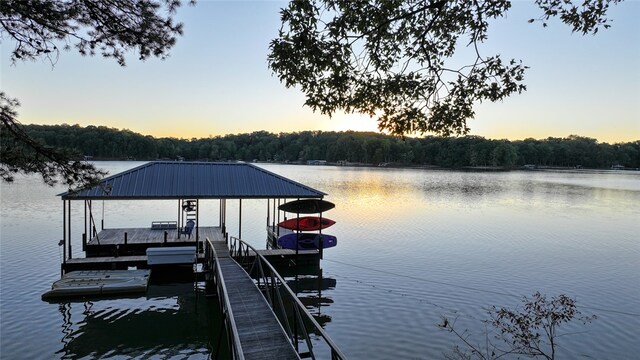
[55,283,226,359]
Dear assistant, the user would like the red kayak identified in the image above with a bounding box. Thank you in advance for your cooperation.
[278,216,336,231]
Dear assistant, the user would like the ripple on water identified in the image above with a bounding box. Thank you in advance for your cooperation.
[2,165,640,359]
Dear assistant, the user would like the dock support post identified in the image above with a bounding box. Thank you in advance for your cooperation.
[124,232,128,245]
[177,199,181,239]
[84,200,87,252]
[196,199,200,248]
[67,200,72,259]
[239,199,242,239]
[221,199,226,236]
[164,231,168,244]
[319,212,324,260]
[277,199,281,237]
[101,200,104,230]
[62,201,67,265]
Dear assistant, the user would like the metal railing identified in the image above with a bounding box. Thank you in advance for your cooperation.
[204,238,245,360]
[228,236,346,360]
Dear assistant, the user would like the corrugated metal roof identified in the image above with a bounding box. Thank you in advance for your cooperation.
[59,161,326,200]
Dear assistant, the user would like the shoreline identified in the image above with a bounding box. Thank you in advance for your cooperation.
[83,158,640,173]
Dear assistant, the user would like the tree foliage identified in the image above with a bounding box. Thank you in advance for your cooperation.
[0,93,105,188]
[1,0,190,66]
[0,0,192,186]
[20,124,640,169]
[268,0,621,136]
[440,292,596,360]
[0,0,626,185]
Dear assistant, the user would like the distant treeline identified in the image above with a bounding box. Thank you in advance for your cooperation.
[24,124,640,169]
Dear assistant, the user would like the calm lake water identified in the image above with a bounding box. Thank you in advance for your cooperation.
[1,162,639,359]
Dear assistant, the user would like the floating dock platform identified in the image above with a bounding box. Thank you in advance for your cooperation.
[42,269,151,301]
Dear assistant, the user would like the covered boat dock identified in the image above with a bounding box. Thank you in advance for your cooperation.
[57,161,327,272]
[51,161,344,359]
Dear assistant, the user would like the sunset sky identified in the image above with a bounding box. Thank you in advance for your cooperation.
[2,1,639,143]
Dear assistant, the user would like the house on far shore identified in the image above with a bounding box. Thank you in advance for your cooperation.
[307,160,327,165]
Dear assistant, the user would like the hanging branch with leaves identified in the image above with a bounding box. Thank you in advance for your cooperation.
[268,0,621,137]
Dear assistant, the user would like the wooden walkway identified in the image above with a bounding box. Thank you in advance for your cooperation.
[213,241,299,360]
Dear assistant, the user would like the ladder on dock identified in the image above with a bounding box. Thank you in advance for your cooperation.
[184,200,197,224]
[204,238,346,360]
[180,200,197,239]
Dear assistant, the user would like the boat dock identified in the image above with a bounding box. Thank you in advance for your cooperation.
[49,161,344,359]
[63,226,319,273]
[83,226,224,257]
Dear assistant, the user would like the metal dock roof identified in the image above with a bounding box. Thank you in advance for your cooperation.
[60,161,326,200]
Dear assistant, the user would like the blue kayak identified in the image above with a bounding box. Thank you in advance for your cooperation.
[277,233,337,250]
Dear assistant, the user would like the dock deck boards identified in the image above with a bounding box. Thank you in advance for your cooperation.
[214,242,299,360]
[88,226,225,246]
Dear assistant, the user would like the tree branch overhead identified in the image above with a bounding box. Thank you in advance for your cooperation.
[268,0,621,137]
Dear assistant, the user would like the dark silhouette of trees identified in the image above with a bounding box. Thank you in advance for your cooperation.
[0,94,106,186]
[1,0,626,185]
[18,124,640,170]
[440,292,596,360]
[1,0,189,66]
[1,0,192,187]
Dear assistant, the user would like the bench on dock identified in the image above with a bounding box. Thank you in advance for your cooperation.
[151,221,177,230]
[147,246,196,265]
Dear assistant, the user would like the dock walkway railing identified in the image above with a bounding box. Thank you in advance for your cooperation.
[228,236,347,360]
[205,239,245,360]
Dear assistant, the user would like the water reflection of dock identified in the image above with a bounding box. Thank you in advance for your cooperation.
[57,283,223,359]
[288,273,337,329]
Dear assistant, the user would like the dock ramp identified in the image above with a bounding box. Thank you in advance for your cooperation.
[210,241,300,359]
[207,238,347,360]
